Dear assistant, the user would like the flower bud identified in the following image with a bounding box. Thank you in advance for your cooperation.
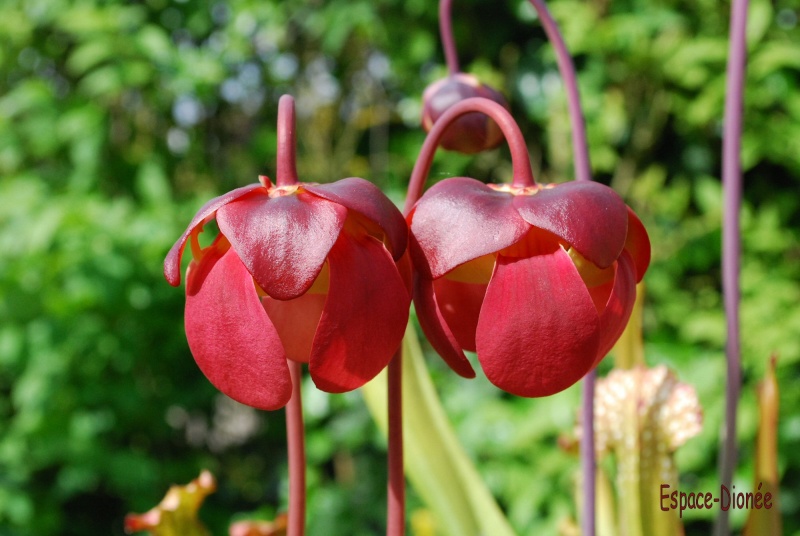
[421,73,508,154]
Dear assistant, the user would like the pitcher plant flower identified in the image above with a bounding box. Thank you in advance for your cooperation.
[405,97,651,399]
[421,72,508,154]
[163,95,411,412]
[420,0,508,154]
[590,365,702,535]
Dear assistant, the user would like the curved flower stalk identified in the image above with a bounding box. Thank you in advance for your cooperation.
[164,95,411,411]
[406,97,650,398]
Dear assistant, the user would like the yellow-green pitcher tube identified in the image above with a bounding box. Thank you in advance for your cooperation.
[362,325,516,536]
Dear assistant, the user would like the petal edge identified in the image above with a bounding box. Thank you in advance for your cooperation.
[512,181,628,269]
[304,178,408,260]
[164,183,265,286]
[185,246,291,410]
[309,232,411,392]
[217,191,347,300]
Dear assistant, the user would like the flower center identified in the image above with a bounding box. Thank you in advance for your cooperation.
[269,184,301,198]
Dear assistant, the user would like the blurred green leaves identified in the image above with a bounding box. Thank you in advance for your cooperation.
[0,0,799,534]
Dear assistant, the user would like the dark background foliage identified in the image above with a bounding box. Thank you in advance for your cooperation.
[1,0,798,534]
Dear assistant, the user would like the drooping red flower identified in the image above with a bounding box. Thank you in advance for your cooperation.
[164,97,410,411]
[164,176,410,410]
[421,73,508,154]
[407,178,650,398]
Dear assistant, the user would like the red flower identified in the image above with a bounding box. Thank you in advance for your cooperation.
[408,178,650,397]
[164,176,410,410]
[421,73,508,154]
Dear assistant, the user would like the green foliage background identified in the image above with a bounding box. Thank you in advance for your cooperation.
[0,0,798,534]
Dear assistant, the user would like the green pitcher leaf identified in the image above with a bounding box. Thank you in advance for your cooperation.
[124,470,216,536]
[743,355,782,536]
[362,326,515,536]
[593,366,702,536]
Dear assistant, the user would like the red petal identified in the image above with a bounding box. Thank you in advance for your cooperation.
[304,178,408,260]
[185,245,291,411]
[413,275,476,378]
[409,177,528,278]
[164,184,265,286]
[217,191,347,300]
[475,246,600,397]
[308,232,411,392]
[594,251,637,363]
[512,181,628,269]
[624,207,651,282]
[263,291,327,364]
[433,277,487,353]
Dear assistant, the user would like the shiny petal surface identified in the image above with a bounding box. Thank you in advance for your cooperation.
[593,251,637,363]
[413,275,476,378]
[217,191,347,300]
[512,181,628,269]
[434,277,487,353]
[624,207,651,282]
[476,247,600,397]
[309,233,411,392]
[409,177,528,278]
[164,184,264,286]
[304,178,408,260]
[185,246,291,411]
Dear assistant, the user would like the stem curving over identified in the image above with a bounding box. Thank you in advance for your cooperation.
[405,97,535,213]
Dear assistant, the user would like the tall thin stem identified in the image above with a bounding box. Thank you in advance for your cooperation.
[387,351,405,536]
[276,94,299,187]
[439,0,460,74]
[526,0,591,183]
[286,360,306,536]
[521,2,596,533]
[715,0,748,533]
[406,97,535,213]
